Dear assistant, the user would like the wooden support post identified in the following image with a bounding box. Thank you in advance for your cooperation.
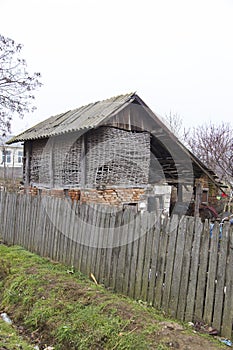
[24,141,32,187]
[49,138,54,188]
[177,183,183,202]
[80,134,86,187]
[194,182,202,217]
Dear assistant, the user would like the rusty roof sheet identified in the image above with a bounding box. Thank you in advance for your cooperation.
[7,92,136,144]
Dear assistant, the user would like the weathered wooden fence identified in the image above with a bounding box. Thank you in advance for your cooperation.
[0,191,232,339]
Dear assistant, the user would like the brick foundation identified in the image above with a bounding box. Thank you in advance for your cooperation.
[23,186,145,206]
[80,188,145,206]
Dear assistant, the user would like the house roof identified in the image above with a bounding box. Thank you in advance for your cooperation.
[1,135,23,148]
[7,93,136,144]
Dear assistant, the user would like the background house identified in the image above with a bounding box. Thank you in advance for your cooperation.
[0,136,23,182]
[7,93,225,216]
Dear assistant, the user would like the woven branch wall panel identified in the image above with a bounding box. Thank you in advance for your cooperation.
[29,127,150,188]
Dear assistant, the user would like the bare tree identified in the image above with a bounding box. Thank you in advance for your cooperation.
[0,34,42,135]
[165,113,233,187]
[185,122,233,187]
[164,111,190,144]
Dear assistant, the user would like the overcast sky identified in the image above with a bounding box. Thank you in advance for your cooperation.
[1,0,233,134]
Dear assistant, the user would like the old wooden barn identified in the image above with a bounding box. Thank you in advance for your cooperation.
[8,93,224,217]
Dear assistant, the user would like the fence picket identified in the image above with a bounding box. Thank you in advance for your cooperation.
[169,216,187,318]
[162,215,179,312]
[177,216,194,321]
[114,210,130,293]
[220,227,233,339]
[140,213,156,301]
[194,220,210,321]
[185,217,202,321]
[212,223,229,332]
[152,216,169,308]
[203,223,219,325]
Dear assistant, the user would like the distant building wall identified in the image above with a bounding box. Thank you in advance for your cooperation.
[0,167,23,179]
[0,142,23,179]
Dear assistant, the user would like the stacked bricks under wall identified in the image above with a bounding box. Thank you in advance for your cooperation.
[80,188,145,205]
[23,186,145,206]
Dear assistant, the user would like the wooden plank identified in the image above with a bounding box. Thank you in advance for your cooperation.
[194,219,210,321]
[221,225,233,339]
[100,208,112,287]
[24,141,32,186]
[49,197,59,260]
[24,194,32,250]
[39,196,49,257]
[53,197,62,261]
[17,194,25,247]
[49,139,54,188]
[70,202,80,269]
[49,196,58,261]
[12,194,19,245]
[58,197,66,263]
[177,216,194,321]
[114,210,130,293]
[194,183,202,217]
[169,216,187,318]
[3,192,8,241]
[62,198,73,265]
[28,196,37,252]
[80,204,91,275]
[203,222,219,325]
[140,213,156,301]
[162,214,179,312]
[4,193,9,242]
[152,216,169,308]
[134,212,148,300]
[110,210,123,291]
[128,214,139,298]
[9,193,17,245]
[34,195,42,255]
[80,134,86,187]
[42,196,51,258]
[212,222,228,332]
[3,193,10,242]
[88,205,102,281]
[185,217,202,322]
[85,204,98,278]
[75,204,86,271]
[69,199,78,267]
[121,211,135,295]
[104,210,116,287]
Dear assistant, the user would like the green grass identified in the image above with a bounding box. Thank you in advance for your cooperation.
[0,318,34,350]
[0,244,224,350]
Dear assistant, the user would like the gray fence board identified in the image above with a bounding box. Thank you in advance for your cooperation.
[203,223,219,325]
[169,216,187,318]
[176,216,194,321]
[185,217,202,321]
[221,228,233,339]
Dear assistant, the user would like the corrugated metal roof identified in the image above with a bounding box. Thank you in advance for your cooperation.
[7,92,136,144]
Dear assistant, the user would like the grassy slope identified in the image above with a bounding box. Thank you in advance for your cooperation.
[0,244,224,350]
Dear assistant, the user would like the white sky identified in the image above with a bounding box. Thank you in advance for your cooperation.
[1,0,233,134]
